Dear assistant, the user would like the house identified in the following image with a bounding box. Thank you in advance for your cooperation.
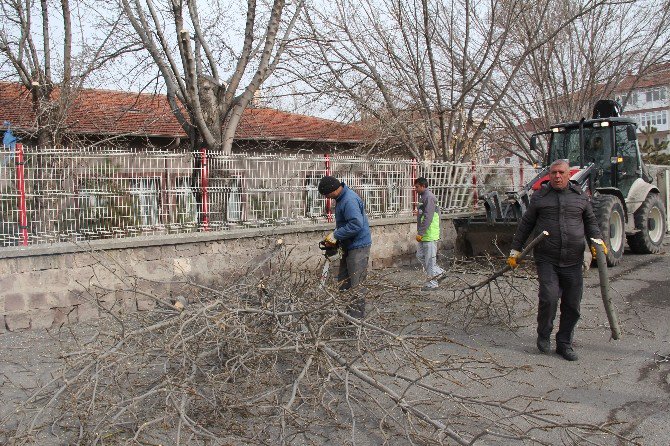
[0,82,395,243]
[0,82,372,153]
[614,63,670,150]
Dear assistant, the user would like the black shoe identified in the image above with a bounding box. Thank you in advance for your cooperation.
[536,337,550,353]
[556,344,578,361]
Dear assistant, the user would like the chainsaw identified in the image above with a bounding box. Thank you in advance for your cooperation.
[319,240,341,288]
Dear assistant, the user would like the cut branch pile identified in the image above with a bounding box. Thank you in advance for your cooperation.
[2,240,637,445]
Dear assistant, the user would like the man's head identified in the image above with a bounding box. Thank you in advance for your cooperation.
[593,136,603,150]
[414,177,429,194]
[318,175,342,199]
[549,159,571,190]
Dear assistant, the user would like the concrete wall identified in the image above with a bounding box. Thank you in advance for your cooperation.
[0,216,459,332]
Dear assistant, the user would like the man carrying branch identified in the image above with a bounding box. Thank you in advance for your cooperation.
[508,160,606,361]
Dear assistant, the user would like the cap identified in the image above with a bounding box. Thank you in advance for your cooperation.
[318,176,341,195]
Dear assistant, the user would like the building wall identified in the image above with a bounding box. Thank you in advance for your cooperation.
[0,216,459,332]
[617,84,670,150]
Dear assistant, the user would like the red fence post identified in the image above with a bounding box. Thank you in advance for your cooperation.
[200,148,209,231]
[325,153,333,222]
[15,143,28,246]
[519,162,524,189]
[471,160,478,210]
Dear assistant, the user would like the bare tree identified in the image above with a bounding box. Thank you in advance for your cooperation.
[290,0,614,161]
[489,0,670,164]
[0,0,134,147]
[119,0,305,153]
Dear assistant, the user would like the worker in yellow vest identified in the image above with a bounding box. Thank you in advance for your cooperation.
[414,177,446,291]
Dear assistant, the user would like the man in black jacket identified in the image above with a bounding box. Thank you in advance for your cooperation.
[507,159,606,361]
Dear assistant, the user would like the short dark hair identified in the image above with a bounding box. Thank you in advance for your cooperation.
[318,175,341,195]
[414,177,429,187]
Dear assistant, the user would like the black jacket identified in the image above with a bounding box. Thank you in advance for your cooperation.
[511,183,602,266]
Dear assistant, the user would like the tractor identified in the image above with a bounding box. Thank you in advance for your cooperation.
[454,99,667,266]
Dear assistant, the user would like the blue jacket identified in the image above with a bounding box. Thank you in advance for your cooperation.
[333,184,372,250]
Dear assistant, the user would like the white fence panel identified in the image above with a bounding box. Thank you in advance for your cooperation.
[0,146,526,247]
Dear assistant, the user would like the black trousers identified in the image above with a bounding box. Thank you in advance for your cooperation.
[337,245,370,318]
[535,262,583,346]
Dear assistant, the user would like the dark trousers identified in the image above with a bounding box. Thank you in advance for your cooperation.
[535,262,583,346]
[337,245,370,318]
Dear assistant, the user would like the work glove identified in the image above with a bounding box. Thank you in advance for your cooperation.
[416,234,423,242]
[507,249,521,269]
[590,238,608,257]
[324,232,337,247]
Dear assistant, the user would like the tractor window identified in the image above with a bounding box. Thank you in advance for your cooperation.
[583,130,611,169]
[614,124,639,196]
[548,131,581,164]
[549,127,611,168]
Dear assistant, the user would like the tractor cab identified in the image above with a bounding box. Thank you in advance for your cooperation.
[454,99,666,264]
[531,112,649,197]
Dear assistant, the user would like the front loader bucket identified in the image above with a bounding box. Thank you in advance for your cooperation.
[453,217,519,257]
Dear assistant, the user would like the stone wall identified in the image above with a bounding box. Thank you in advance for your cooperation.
[0,216,459,332]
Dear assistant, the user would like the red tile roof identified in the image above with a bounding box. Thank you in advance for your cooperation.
[0,82,371,144]
[235,107,370,143]
[615,62,670,91]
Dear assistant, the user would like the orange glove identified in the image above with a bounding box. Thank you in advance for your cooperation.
[416,234,423,242]
[324,232,337,247]
[590,238,608,257]
[507,249,521,269]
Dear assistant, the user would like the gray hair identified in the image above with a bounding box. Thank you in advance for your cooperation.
[550,159,569,169]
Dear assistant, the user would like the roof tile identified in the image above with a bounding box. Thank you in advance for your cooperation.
[0,82,371,144]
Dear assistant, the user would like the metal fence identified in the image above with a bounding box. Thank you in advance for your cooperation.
[0,145,524,247]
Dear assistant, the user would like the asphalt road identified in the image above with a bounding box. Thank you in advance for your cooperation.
[431,235,670,445]
[1,235,669,445]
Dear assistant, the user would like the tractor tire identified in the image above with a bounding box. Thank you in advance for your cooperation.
[592,194,625,266]
[627,193,667,254]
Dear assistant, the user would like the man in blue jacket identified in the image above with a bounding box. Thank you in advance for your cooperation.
[318,175,372,319]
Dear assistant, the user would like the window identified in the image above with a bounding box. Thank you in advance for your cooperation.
[386,173,401,213]
[77,188,105,227]
[643,87,667,104]
[640,111,668,129]
[130,178,160,226]
[359,179,382,216]
[305,175,322,217]
[226,177,243,222]
[174,177,197,223]
[615,124,639,196]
